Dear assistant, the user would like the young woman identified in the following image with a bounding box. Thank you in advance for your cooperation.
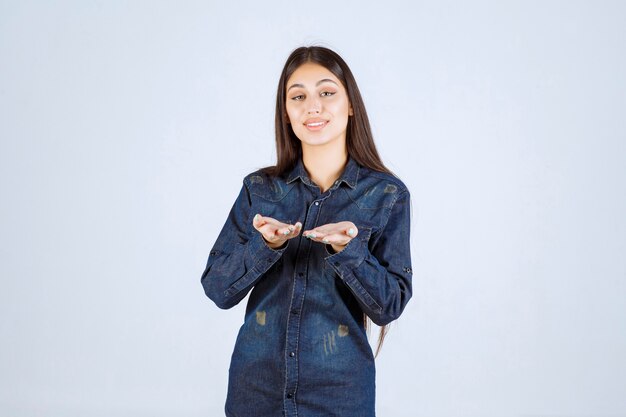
[201,46,413,417]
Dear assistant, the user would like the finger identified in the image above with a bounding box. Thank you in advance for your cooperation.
[320,233,347,245]
[303,229,319,240]
[304,224,339,240]
[255,214,291,236]
[322,233,351,246]
[255,213,285,227]
[345,226,358,238]
[305,232,331,244]
[277,221,299,236]
[315,230,331,244]
[282,222,301,240]
[303,225,334,239]
[253,213,266,229]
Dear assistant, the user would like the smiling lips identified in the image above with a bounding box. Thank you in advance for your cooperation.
[304,118,329,131]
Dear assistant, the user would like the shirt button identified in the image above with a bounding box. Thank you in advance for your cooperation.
[314,201,319,206]
[289,351,295,357]
[287,393,293,399]
[298,272,304,277]
[291,309,298,315]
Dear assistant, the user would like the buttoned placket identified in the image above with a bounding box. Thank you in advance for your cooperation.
[282,180,341,416]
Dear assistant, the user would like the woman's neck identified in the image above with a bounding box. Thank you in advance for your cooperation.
[302,141,348,193]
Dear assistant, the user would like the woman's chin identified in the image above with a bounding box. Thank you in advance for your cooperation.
[298,134,346,149]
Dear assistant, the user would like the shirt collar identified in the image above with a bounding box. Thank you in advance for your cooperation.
[286,155,359,189]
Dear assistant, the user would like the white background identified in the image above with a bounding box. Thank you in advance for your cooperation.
[1,1,625,416]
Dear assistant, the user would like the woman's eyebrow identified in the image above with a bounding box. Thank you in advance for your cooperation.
[287,78,338,92]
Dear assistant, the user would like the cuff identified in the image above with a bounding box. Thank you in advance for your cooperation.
[324,233,369,280]
[246,232,289,270]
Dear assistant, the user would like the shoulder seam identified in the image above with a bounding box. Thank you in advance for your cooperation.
[360,168,408,193]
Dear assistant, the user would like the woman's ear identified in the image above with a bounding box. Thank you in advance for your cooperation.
[285,114,290,124]
[349,104,354,116]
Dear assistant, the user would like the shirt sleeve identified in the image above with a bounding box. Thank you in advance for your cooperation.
[200,180,289,309]
[324,189,413,325]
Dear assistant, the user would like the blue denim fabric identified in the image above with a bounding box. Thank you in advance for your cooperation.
[201,156,413,417]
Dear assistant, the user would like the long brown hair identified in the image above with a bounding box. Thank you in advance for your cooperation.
[261,45,396,357]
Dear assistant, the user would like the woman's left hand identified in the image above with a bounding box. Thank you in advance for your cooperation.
[302,221,358,253]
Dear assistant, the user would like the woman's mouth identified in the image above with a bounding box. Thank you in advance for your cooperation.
[304,120,329,131]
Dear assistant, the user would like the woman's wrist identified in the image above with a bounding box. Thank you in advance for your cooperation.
[263,236,286,249]
[330,243,346,253]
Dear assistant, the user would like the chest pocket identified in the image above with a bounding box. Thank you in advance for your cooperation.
[345,181,398,210]
[245,174,298,227]
[246,174,293,202]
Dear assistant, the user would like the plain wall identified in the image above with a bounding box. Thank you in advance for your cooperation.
[1,1,625,416]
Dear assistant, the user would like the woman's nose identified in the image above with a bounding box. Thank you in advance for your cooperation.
[307,98,321,114]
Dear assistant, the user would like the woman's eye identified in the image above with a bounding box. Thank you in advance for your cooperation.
[290,92,334,101]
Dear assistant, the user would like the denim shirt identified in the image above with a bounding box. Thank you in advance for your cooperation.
[201,156,413,417]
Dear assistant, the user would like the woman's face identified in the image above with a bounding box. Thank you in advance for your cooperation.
[285,62,353,150]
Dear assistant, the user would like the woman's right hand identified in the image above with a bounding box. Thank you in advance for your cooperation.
[253,213,302,249]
